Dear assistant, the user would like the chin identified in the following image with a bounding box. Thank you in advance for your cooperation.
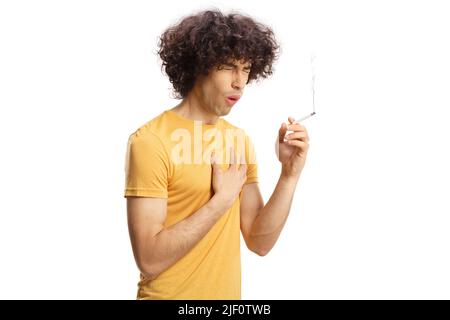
[220,107,232,116]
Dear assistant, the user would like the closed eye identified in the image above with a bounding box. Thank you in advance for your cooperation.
[221,63,251,73]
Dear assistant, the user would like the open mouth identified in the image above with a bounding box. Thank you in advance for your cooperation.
[226,97,238,105]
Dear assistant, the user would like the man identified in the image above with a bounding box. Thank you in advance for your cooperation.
[124,9,310,299]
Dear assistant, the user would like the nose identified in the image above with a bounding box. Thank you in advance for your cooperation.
[231,73,245,90]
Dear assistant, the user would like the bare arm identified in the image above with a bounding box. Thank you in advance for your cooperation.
[127,149,247,280]
[127,195,229,280]
[240,176,299,256]
[240,118,310,256]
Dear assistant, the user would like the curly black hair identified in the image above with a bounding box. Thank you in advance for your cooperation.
[157,9,280,99]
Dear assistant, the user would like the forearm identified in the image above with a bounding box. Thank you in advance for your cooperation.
[249,172,300,255]
[145,195,229,279]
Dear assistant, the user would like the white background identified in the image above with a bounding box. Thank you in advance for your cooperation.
[1,0,449,299]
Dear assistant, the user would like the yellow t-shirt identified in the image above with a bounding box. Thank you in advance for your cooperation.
[124,109,258,300]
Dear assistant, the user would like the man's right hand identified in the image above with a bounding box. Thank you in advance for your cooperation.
[211,148,247,208]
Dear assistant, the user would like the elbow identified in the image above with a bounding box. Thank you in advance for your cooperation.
[254,248,269,257]
[250,244,270,257]
[247,238,270,257]
[137,259,161,281]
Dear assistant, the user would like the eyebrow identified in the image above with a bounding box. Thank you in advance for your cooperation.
[224,62,252,70]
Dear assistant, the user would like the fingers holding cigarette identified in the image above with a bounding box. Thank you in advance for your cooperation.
[284,116,310,143]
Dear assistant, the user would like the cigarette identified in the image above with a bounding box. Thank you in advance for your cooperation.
[293,54,317,125]
[294,111,316,124]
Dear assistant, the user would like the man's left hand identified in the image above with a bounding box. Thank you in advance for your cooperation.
[276,116,310,179]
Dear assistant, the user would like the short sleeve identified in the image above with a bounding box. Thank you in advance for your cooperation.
[244,134,258,185]
[124,131,169,198]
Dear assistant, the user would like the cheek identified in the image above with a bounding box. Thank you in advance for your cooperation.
[212,84,226,101]
[201,84,215,102]
[213,74,230,89]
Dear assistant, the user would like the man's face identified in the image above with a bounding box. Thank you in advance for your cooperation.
[192,59,251,116]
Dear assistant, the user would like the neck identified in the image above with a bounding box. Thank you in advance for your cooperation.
[171,92,219,125]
